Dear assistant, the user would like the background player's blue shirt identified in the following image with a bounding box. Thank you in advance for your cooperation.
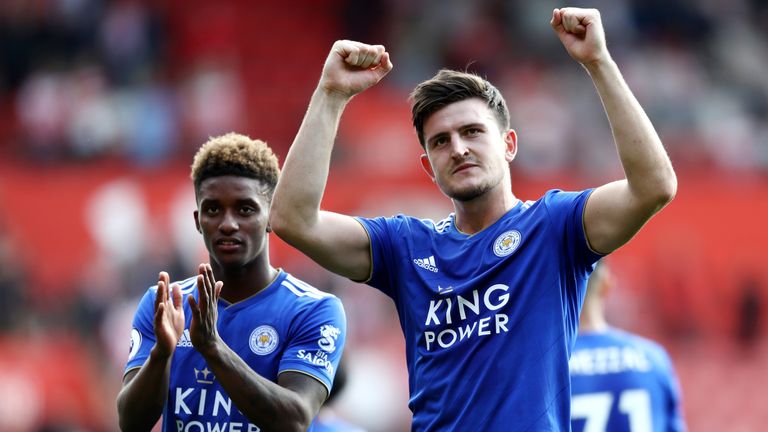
[313,415,367,432]
[356,189,602,431]
[124,270,346,432]
[570,328,686,432]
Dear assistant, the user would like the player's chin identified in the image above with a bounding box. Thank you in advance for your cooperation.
[211,253,248,269]
[444,182,486,202]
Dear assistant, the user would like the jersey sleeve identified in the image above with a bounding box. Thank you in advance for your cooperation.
[542,189,604,271]
[124,287,159,374]
[278,296,347,395]
[353,215,406,300]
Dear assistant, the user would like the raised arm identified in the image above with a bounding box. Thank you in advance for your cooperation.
[551,8,677,254]
[116,272,184,432]
[270,40,393,281]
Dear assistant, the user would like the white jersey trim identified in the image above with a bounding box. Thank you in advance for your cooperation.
[281,275,329,299]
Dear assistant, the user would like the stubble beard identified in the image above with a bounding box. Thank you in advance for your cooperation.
[442,171,503,202]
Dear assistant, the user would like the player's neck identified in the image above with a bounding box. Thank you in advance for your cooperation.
[579,310,609,333]
[212,255,278,303]
[453,187,517,235]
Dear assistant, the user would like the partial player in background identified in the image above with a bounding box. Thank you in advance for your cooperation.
[570,261,686,432]
[314,362,366,432]
[271,6,677,431]
[116,133,346,431]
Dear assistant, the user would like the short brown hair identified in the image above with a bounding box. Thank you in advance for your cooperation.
[190,132,280,198]
[410,69,510,147]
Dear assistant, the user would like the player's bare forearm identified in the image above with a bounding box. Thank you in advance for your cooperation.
[587,58,677,206]
[272,40,391,235]
[116,348,173,431]
[271,88,348,235]
[270,90,371,280]
[271,41,391,280]
[198,341,319,432]
[552,8,676,253]
[581,57,677,253]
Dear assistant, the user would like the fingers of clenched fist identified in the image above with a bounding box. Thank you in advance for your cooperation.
[321,40,393,97]
[551,8,600,35]
[562,9,587,35]
[330,40,392,72]
[340,41,386,69]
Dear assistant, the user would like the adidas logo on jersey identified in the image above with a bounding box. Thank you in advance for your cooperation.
[177,329,193,348]
[413,256,438,273]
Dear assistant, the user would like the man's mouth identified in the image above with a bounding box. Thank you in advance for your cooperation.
[215,238,243,250]
[453,163,477,174]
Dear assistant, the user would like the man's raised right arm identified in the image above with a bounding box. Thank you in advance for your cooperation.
[270,41,393,281]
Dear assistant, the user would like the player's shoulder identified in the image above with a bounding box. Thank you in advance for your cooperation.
[511,189,567,217]
[367,212,454,230]
[144,275,198,298]
[277,272,341,305]
[539,188,594,206]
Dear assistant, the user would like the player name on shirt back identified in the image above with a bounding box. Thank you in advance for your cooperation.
[570,345,652,376]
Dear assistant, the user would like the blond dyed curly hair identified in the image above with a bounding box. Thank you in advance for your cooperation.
[190,132,280,198]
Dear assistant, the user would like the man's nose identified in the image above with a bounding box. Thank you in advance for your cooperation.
[219,211,238,233]
[449,137,469,159]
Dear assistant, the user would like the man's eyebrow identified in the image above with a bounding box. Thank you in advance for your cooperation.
[426,131,449,144]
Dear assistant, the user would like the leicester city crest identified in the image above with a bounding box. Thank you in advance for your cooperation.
[128,328,142,360]
[493,230,522,257]
[249,325,279,355]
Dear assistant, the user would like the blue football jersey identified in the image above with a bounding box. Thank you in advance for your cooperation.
[569,329,686,432]
[356,189,602,431]
[124,270,346,432]
[313,415,367,432]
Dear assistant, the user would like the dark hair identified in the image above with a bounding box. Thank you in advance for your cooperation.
[190,132,280,197]
[410,69,510,147]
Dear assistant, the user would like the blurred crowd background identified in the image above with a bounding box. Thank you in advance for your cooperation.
[0,0,766,431]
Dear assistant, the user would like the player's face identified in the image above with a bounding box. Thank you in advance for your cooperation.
[194,176,271,270]
[420,98,517,202]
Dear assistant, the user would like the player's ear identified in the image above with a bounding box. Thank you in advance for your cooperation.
[504,129,518,163]
[193,210,202,233]
[420,153,436,182]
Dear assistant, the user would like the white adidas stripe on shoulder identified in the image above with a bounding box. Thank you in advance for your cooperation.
[150,275,198,295]
[282,275,330,299]
[435,216,452,233]
[177,276,198,294]
[149,276,197,294]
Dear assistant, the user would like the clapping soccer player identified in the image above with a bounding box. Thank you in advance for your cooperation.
[117,133,346,431]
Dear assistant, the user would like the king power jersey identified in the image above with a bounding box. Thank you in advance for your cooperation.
[570,328,686,432]
[124,270,346,432]
[356,189,602,431]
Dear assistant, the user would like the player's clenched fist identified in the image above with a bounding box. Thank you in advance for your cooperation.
[550,8,609,66]
[320,40,393,99]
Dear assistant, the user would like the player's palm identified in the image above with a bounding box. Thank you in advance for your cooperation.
[320,40,393,98]
[550,8,608,66]
[153,272,185,357]
[188,264,223,357]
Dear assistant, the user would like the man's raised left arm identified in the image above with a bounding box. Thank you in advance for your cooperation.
[551,7,677,254]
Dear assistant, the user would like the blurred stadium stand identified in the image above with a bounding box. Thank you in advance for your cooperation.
[0,0,767,431]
